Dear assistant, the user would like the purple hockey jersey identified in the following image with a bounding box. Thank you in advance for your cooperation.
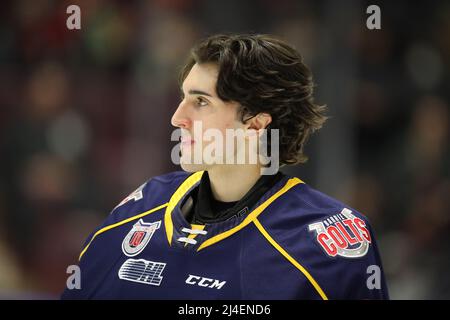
[62,171,389,300]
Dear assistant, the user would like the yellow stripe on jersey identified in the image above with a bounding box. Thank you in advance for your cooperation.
[164,171,204,246]
[253,218,328,300]
[197,177,303,251]
[78,203,168,261]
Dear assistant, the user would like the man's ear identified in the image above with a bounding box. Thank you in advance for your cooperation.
[246,113,272,131]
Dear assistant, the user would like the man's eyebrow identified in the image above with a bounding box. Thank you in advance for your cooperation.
[187,89,214,97]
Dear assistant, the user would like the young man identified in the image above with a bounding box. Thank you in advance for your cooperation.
[62,34,389,299]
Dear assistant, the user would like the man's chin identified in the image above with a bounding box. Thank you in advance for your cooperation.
[179,161,211,173]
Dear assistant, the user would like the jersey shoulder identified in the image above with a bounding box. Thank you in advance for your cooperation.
[109,170,190,220]
[80,171,191,249]
[273,180,371,224]
[258,179,389,299]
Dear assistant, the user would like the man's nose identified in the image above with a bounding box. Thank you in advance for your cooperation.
[171,102,191,128]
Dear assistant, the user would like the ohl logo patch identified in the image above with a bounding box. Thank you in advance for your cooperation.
[308,208,372,258]
[122,219,161,257]
[118,258,166,286]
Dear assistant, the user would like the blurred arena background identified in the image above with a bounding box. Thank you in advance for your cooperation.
[0,0,449,299]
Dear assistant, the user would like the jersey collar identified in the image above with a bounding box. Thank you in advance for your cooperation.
[164,171,304,251]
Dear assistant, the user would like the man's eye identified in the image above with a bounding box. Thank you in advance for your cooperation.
[196,97,208,107]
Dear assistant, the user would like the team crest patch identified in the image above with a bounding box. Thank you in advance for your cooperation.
[122,219,161,257]
[308,208,372,258]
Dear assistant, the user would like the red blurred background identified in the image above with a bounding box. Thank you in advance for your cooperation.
[0,0,449,299]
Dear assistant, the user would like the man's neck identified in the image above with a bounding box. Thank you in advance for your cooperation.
[207,165,262,202]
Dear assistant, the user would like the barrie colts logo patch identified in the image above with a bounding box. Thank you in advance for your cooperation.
[122,219,161,257]
[118,258,166,286]
[308,208,372,258]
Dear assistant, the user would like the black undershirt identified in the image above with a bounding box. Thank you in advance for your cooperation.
[184,171,285,224]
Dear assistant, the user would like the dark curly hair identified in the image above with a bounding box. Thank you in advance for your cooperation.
[179,34,328,165]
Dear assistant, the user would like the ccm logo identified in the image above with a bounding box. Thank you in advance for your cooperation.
[185,274,226,290]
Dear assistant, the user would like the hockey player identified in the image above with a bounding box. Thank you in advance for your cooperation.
[62,34,389,300]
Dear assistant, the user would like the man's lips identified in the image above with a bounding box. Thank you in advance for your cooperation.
[181,136,195,146]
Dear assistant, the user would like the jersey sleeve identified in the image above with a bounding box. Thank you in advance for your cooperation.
[61,179,154,299]
[301,208,389,299]
[60,171,190,299]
